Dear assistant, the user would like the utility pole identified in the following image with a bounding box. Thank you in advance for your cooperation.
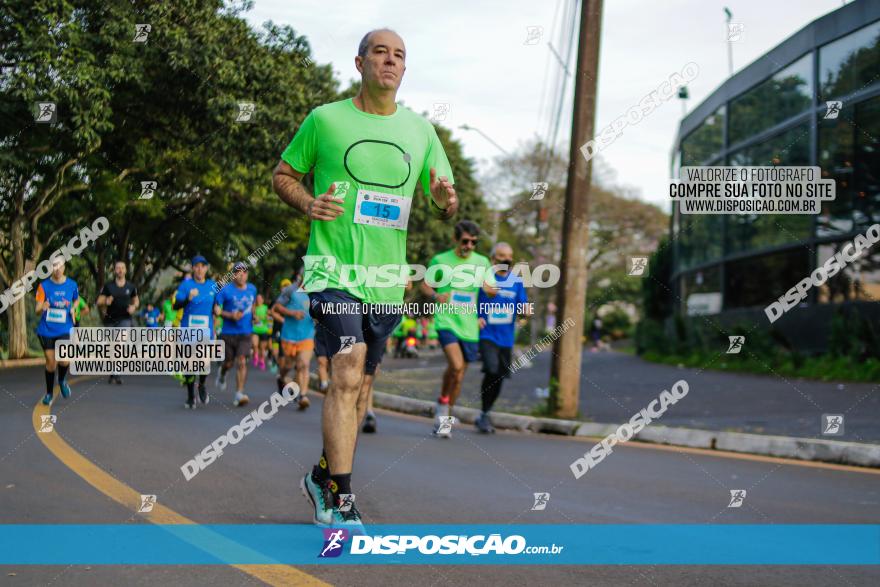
[724,7,734,77]
[549,0,602,419]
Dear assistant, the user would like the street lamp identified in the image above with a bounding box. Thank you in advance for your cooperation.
[459,124,509,156]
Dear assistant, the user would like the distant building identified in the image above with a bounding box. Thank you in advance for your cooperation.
[671,0,880,351]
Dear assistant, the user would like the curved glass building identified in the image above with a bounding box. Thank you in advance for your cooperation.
[671,0,880,351]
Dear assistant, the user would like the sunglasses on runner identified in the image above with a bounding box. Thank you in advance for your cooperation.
[494,258,513,266]
[460,237,478,245]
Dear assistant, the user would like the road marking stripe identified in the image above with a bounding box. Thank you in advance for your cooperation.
[32,377,329,586]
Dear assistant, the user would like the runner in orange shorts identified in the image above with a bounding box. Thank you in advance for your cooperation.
[272,270,313,410]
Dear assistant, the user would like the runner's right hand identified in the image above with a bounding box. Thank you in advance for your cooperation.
[307,183,345,221]
[478,317,486,329]
[188,288,199,300]
[435,292,450,303]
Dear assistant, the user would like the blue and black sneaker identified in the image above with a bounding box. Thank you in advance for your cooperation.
[59,380,71,399]
[300,467,333,526]
[329,501,366,535]
[41,393,53,406]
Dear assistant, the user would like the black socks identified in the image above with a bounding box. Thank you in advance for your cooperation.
[329,473,352,505]
[44,370,55,396]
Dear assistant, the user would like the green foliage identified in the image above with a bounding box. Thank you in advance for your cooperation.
[596,307,632,339]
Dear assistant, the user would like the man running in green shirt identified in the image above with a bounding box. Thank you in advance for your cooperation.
[421,220,497,437]
[273,28,458,531]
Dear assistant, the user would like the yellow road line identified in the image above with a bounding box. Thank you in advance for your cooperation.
[32,376,329,586]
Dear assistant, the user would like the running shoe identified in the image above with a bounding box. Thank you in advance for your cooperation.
[59,380,71,399]
[42,393,53,406]
[297,395,310,411]
[432,400,451,437]
[233,391,249,407]
[259,359,266,371]
[215,368,227,391]
[329,502,366,535]
[184,401,195,409]
[269,362,278,374]
[198,383,209,405]
[114,375,123,385]
[300,468,333,525]
[319,380,330,392]
[107,375,114,384]
[475,413,495,434]
[362,412,377,434]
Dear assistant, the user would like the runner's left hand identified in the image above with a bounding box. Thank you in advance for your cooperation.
[429,168,457,218]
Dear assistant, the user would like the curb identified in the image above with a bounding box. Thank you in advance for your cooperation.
[0,358,44,369]
[371,390,880,468]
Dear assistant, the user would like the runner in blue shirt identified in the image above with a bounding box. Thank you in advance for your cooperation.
[271,269,314,412]
[35,259,78,406]
[174,255,217,408]
[141,303,161,327]
[213,262,257,407]
[476,242,530,433]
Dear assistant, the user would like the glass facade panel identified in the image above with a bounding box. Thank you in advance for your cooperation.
[677,215,723,271]
[680,107,724,166]
[724,248,811,310]
[819,20,880,101]
[726,124,812,254]
[817,95,880,237]
[729,54,813,145]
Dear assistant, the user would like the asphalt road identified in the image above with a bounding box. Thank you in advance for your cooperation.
[1,365,878,586]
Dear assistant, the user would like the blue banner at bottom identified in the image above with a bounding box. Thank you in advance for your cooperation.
[1,525,878,565]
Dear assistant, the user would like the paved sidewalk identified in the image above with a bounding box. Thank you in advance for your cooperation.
[377,347,880,444]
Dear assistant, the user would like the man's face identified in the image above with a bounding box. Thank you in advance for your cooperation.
[193,263,208,281]
[233,268,248,286]
[114,262,126,279]
[256,294,263,305]
[456,231,478,257]
[356,30,406,93]
[492,246,514,276]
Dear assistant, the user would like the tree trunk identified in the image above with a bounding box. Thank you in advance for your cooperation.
[7,218,29,359]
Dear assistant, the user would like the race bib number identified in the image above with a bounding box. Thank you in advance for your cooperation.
[46,308,67,324]
[488,306,514,324]
[450,290,476,305]
[188,314,210,328]
[353,189,412,230]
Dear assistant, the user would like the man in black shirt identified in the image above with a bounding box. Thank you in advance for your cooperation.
[98,260,140,384]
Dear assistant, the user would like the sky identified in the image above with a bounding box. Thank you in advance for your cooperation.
[245,0,850,212]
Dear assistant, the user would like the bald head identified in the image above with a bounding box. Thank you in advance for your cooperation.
[355,29,406,93]
[358,28,402,58]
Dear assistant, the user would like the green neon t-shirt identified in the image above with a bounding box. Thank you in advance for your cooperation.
[253,304,270,335]
[162,299,175,323]
[281,98,454,304]
[429,249,494,342]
